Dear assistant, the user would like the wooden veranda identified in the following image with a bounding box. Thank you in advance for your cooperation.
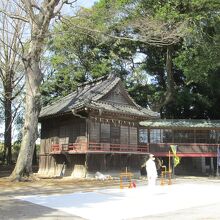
[50,142,149,154]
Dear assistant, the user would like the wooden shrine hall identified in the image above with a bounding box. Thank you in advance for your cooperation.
[38,74,220,177]
[38,74,159,177]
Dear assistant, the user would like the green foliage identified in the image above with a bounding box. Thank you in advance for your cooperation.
[42,0,220,119]
[0,141,22,164]
[41,7,136,105]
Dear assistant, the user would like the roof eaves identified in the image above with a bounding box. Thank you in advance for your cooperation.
[85,100,157,118]
[140,119,220,129]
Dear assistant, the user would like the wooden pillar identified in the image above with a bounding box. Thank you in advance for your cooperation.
[148,129,151,151]
[86,118,89,150]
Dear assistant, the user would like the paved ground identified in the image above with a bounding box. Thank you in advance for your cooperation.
[1,176,220,220]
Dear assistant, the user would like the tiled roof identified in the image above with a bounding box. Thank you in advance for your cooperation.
[74,100,159,118]
[140,119,220,129]
[40,74,159,119]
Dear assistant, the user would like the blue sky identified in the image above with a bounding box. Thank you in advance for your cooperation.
[61,0,97,16]
[77,0,97,8]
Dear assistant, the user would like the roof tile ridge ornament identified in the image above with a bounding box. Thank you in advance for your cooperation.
[77,74,109,88]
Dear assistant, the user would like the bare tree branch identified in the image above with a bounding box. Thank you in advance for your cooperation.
[20,0,37,23]
[12,74,24,91]
[54,0,77,17]
[0,0,26,165]
[11,83,24,101]
[0,9,28,22]
[10,100,23,129]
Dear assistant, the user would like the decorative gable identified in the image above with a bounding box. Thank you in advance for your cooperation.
[100,83,136,106]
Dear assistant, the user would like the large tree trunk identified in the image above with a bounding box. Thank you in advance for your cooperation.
[10,55,42,180]
[9,0,65,181]
[4,77,12,165]
[2,70,13,165]
[156,46,175,112]
[165,46,175,103]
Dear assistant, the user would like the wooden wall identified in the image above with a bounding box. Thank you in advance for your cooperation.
[89,120,138,145]
[40,114,87,154]
[38,154,86,177]
[39,114,87,176]
[41,117,141,148]
[89,121,100,142]
[100,123,110,143]
[148,128,220,144]
[120,126,129,144]
[39,115,144,178]
[38,154,65,177]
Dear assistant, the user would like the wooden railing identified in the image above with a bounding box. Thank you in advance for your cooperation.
[50,142,149,154]
[50,142,219,156]
[88,143,148,153]
[51,143,87,153]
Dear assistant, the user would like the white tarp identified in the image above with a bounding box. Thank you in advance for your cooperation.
[17,183,220,220]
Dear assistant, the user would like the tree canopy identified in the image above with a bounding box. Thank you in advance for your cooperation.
[42,0,220,119]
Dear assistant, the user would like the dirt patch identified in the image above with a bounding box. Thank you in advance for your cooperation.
[0,164,140,197]
[0,176,119,188]
[0,175,123,197]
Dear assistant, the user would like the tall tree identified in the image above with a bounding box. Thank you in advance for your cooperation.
[44,0,187,110]
[42,8,132,105]
[88,0,220,117]
[0,1,25,164]
[1,0,75,181]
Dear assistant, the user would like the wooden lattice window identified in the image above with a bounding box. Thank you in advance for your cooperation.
[100,123,110,143]
[150,129,161,143]
[110,124,120,144]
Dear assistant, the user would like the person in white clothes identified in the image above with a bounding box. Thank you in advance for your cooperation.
[145,154,158,186]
